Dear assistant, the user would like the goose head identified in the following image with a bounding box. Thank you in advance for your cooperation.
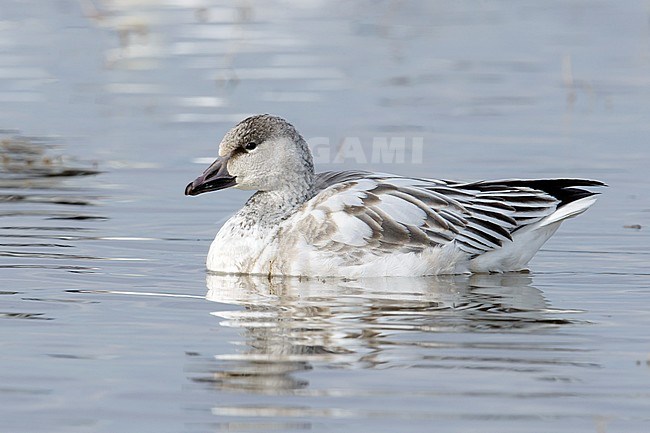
[185,114,314,196]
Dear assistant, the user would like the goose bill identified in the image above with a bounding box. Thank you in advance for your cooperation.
[185,156,236,196]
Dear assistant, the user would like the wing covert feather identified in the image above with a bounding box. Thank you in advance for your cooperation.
[295,173,567,260]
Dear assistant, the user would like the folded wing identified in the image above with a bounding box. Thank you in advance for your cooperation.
[292,172,603,262]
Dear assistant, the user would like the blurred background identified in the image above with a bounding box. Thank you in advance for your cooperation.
[1,1,649,432]
[3,0,648,171]
[2,0,647,240]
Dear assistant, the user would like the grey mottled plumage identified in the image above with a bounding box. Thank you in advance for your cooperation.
[186,114,604,277]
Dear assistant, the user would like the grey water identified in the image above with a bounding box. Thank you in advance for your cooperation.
[1,1,649,432]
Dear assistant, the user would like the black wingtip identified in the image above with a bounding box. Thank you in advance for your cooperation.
[471,178,606,206]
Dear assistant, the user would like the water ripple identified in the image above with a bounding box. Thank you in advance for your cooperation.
[0,134,106,272]
[191,273,593,397]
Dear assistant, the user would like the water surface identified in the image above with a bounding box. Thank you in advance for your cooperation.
[1,1,649,432]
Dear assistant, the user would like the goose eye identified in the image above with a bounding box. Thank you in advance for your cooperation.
[244,142,257,151]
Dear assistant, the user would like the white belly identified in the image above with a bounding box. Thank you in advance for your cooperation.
[206,218,277,274]
[206,216,560,277]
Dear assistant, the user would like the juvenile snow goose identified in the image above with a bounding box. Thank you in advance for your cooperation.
[185,114,604,277]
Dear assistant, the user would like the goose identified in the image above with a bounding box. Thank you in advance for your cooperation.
[185,114,604,277]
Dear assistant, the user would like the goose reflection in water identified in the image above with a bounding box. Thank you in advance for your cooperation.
[198,273,582,394]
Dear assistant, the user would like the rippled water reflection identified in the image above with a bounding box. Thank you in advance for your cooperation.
[0,135,103,274]
[204,273,580,379]
[191,273,639,432]
[1,1,650,432]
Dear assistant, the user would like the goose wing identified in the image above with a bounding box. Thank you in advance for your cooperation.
[293,173,603,260]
